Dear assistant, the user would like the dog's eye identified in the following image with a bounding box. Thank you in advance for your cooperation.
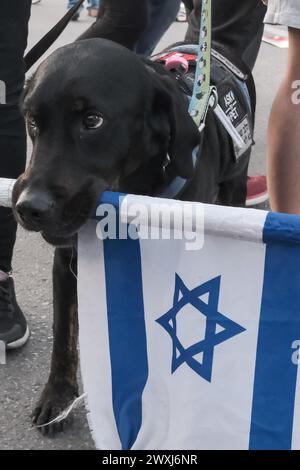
[83,113,104,130]
[27,116,38,135]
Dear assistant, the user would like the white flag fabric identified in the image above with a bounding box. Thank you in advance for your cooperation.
[78,192,300,450]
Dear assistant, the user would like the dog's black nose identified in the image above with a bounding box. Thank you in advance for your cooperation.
[16,190,55,228]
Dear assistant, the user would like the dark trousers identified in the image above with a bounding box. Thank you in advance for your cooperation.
[82,0,266,69]
[80,0,148,48]
[0,0,31,272]
[185,0,267,71]
[135,0,181,56]
[136,0,266,62]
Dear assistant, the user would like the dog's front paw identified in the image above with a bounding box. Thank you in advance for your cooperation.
[32,380,79,436]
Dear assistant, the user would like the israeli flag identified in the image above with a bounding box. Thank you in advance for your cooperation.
[78,192,300,450]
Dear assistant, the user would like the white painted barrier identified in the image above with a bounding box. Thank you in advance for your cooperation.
[0,178,15,207]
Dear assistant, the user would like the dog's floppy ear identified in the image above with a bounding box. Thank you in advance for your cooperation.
[144,66,200,179]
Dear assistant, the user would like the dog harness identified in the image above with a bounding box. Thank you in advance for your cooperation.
[154,46,253,156]
[151,46,254,199]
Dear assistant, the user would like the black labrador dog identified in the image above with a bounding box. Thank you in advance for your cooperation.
[12,38,255,434]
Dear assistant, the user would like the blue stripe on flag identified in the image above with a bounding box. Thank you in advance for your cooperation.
[249,213,300,449]
[98,191,126,209]
[103,230,148,450]
[263,211,300,244]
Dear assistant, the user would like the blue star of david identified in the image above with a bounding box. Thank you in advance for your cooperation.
[156,274,246,382]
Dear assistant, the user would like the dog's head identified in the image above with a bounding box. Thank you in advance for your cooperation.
[13,39,199,246]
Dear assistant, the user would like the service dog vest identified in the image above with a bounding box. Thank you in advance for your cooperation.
[153,46,254,162]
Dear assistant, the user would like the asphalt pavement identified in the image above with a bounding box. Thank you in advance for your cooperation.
[0,0,288,450]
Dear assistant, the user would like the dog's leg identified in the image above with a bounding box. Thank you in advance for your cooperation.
[32,247,79,436]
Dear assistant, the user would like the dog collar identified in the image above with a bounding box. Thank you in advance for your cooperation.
[156,144,202,200]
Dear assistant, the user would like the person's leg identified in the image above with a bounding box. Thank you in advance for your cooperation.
[90,0,100,7]
[80,0,147,50]
[185,0,266,71]
[135,0,181,56]
[87,0,100,11]
[212,0,266,63]
[68,0,78,7]
[182,0,193,15]
[68,0,84,20]
[0,0,31,348]
[267,27,300,213]
[243,25,265,71]
[0,0,31,274]
[87,0,99,17]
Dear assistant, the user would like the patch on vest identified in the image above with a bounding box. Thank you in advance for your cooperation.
[219,85,252,160]
[211,54,253,161]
